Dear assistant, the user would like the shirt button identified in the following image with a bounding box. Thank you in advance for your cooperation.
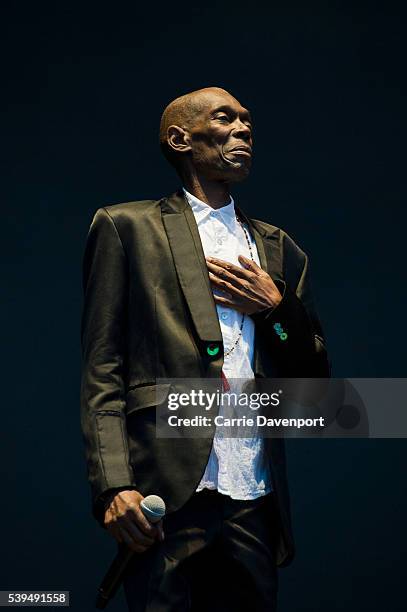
[210,211,217,217]
[217,238,223,245]
[221,312,228,321]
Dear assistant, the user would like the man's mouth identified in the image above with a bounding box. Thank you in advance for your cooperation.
[227,145,252,158]
[220,145,252,169]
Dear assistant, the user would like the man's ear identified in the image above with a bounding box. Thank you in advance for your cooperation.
[167,125,191,154]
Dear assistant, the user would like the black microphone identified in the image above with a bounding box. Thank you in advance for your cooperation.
[95,494,166,609]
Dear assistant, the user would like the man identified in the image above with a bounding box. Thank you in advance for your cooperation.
[80,87,329,611]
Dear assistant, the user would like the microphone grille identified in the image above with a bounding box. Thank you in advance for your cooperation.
[140,495,166,522]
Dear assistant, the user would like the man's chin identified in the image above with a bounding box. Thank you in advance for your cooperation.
[196,159,251,183]
[222,164,251,183]
[211,158,251,182]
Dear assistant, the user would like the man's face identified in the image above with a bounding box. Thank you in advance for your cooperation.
[187,91,253,183]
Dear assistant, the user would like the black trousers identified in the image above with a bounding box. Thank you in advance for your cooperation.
[123,489,279,612]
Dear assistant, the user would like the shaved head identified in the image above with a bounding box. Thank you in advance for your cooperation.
[159,87,238,167]
[159,86,253,183]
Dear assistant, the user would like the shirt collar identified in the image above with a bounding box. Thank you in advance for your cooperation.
[182,187,236,222]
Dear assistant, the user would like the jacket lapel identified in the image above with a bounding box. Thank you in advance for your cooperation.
[161,191,223,344]
[235,205,283,282]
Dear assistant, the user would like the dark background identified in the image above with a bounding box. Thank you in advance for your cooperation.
[2,1,406,610]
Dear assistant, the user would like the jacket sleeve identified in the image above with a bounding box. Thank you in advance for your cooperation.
[251,248,331,378]
[80,207,136,526]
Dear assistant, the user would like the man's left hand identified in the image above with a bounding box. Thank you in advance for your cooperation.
[206,255,282,315]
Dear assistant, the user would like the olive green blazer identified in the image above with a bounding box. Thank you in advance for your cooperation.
[80,189,330,566]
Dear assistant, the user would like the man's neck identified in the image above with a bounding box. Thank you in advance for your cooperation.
[182,175,231,209]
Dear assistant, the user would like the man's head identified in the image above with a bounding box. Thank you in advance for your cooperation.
[159,87,253,184]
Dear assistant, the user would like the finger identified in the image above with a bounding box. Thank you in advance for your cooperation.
[238,255,262,273]
[104,509,121,538]
[209,272,247,300]
[207,261,247,287]
[213,286,233,300]
[213,294,245,312]
[120,517,156,547]
[130,506,159,538]
[156,520,165,542]
[106,521,123,544]
[119,526,150,553]
[207,263,250,292]
[206,257,252,280]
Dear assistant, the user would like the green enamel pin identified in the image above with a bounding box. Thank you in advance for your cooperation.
[207,345,220,356]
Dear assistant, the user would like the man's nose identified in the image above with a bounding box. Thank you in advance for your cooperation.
[232,120,252,139]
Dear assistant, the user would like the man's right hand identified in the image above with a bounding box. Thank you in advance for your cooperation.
[104,490,165,553]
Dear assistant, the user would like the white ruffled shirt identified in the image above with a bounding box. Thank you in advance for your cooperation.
[183,188,272,500]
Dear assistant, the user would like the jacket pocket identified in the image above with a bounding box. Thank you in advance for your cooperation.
[125,383,172,416]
